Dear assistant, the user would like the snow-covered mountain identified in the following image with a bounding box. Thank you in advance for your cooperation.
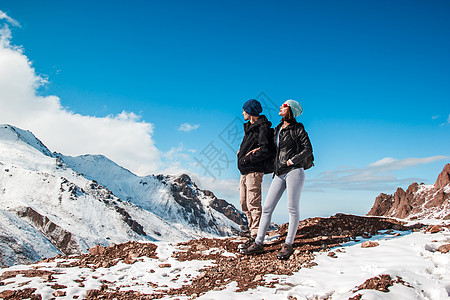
[368,163,450,220]
[58,154,245,236]
[0,124,245,267]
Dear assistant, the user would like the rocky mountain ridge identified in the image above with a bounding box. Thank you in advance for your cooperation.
[368,163,450,219]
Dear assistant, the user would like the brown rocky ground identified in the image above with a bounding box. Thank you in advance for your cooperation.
[39,241,158,269]
[0,214,427,300]
[82,214,422,299]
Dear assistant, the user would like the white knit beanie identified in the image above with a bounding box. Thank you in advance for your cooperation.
[285,99,303,118]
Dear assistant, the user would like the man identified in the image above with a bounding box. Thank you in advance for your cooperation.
[237,99,274,250]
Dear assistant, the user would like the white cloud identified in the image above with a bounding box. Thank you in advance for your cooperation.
[368,157,397,168]
[307,156,449,192]
[367,156,448,172]
[178,123,200,132]
[113,111,141,122]
[192,175,240,208]
[0,12,160,176]
[158,144,238,197]
[0,11,248,212]
[160,143,195,175]
[153,142,240,206]
[438,114,450,126]
[0,10,20,28]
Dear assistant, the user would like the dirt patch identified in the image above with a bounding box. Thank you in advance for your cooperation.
[0,288,41,299]
[0,269,57,282]
[40,241,158,269]
[86,289,164,299]
[353,274,412,293]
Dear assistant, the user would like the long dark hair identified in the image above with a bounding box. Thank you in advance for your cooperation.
[281,107,297,124]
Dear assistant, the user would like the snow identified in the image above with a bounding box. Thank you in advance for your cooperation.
[1,224,449,299]
[417,183,434,194]
[445,185,450,194]
[0,125,53,158]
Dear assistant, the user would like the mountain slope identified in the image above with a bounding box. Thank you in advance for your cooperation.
[0,124,244,267]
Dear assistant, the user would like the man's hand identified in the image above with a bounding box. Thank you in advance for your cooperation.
[245,147,260,156]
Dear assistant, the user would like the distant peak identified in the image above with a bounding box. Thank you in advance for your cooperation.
[174,174,193,184]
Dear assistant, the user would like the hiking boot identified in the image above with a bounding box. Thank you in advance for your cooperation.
[238,237,255,250]
[240,242,264,255]
[276,243,293,260]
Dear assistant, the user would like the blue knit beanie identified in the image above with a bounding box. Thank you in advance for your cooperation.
[243,99,262,116]
[285,99,303,118]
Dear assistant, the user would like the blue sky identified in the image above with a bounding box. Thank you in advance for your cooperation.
[1,1,449,223]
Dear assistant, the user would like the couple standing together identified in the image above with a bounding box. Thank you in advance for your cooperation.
[237,98,313,260]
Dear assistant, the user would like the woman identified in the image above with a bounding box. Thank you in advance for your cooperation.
[241,99,313,260]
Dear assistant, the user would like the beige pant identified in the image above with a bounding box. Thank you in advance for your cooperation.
[239,172,264,237]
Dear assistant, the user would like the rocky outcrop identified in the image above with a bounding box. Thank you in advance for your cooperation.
[170,174,206,226]
[436,163,450,189]
[17,207,80,255]
[368,163,450,219]
[84,180,148,236]
[209,198,247,226]
[169,174,246,234]
[113,206,147,236]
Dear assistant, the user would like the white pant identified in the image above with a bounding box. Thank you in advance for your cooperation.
[255,168,305,245]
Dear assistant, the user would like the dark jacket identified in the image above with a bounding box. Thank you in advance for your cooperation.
[274,121,313,176]
[237,115,273,175]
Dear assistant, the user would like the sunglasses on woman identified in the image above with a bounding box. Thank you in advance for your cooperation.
[282,103,289,108]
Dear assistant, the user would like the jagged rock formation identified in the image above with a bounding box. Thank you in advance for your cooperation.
[210,197,247,227]
[170,174,246,234]
[367,164,450,219]
[16,207,80,255]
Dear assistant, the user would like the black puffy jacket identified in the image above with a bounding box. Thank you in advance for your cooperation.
[237,115,273,175]
[274,121,313,176]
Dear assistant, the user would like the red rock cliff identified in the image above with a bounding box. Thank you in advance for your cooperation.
[367,163,450,220]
